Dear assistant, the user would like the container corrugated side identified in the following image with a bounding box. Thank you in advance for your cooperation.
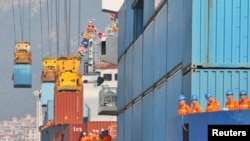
[47,100,54,121]
[60,124,87,141]
[125,0,134,48]
[183,0,250,68]
[86,121,117,139]
[54,91,83,124]
[142,22,154,92]
[183,69,250,111]
[132,36,143,99]
[41,83,54,107]
[13,64,32,88]
[118,2,126,57]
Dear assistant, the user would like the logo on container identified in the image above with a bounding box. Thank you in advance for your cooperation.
[73,126,83,132]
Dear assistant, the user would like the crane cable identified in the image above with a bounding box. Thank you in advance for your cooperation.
[29,0,31,41]
[12,0,16,43]
[64,0,68,55]
[18,0,24,41]
[46,0,51,57]
[56,0,60,58]
[39,0,44,58]
[77,0,81,49]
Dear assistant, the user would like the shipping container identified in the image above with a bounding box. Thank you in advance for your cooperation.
[117,56,125,111]
[125,0,134,49]
[132,36,143,99]
[14,42,32,64]
[86,121,117,139]
[47,100,54,121]
[54,91,83,125]
[182,0,250,68]
[183,69,250,111]
[118,2,126,57]
[142,22,154,92]
[53,124,87,141]
[41,83,54,106]
[13,64,32,88]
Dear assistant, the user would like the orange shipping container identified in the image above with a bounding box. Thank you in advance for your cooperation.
[53,123,87,141]
[86,121,117,139]
[54,91,83,125]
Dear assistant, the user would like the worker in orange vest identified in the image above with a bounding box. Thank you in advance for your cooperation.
[81,132,89,141]
[225,90,239,110]
[238,90,250,109]
[205,92,220,112]
[190,94,202,113]
[102,130,112,141]
[178,94,191,115]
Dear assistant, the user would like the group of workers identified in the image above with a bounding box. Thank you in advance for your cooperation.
[80,129,112,141]
[178,89,250,115]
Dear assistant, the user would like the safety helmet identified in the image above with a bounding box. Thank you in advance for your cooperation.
[190,95,198,100]
[239,90,247,95]
[178,94,186,101]
[226,90,233,95]
[205,92,212,99]
[83,132,86,135]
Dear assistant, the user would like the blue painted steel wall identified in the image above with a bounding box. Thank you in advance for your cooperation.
[182,0,192,68]
[47,100,54,121]
[118,3,126,57]
[142,22,154,92]
[154,5,167,83]
[133,36,143,99]
[13,64,32,87]
[117,56,125,110]
[84,104,89,122]
[153,84,167,141]
[142,94,153,141]
[166,70,183,120]
[125,47,133,105]
[166,0,183,73]
[183,69,250,111]
[41,83,54,106]
[132,102,142,141]
[124,108,132,141]
[143,0,154,26]
[167,111,250,141]
[117,113,124,141]
[125,0,134,49]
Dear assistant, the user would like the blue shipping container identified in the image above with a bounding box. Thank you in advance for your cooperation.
[183,0,250,68]
[183,69,250,111]
[41,83,54,107]
[13,64,32,88]
[47,100,54,121]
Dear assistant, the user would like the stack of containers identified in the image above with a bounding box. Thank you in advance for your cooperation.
[41,58,57,107]
[116,0,250,141]
[13,42,32,88]
[54,55,83,125]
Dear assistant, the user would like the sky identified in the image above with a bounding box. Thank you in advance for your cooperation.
[0,0,111,121]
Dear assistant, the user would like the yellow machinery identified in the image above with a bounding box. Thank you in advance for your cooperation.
[41,57,57,82]
[14,42,32,64]
[54,71,83,92]
[54,55,83,91]
[56,55,80,73]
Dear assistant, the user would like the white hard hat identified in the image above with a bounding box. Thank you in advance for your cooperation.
[92,129,96,132]
[101,128,104,131]
[96,130,99,132]
[83,132,86,135]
